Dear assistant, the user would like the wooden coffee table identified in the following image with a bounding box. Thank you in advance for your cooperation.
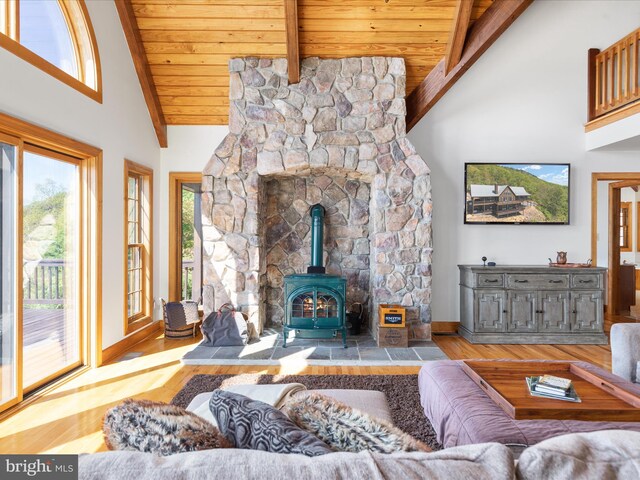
[461,360,640,421]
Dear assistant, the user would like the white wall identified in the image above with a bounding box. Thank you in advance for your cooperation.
[408,0,640,322]
[596,181,611,268]
[621,188,637,264]
[158,126,229,304]
[0,1,161,348]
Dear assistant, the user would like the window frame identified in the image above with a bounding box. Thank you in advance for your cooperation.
[637,201,640,253]
[0,111,102,413]
[124,160,153,335]
[168,172,202,302]
[620,201,632,252]
[0,0,102,102]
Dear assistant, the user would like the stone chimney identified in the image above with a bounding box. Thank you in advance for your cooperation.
[201,56,433,340]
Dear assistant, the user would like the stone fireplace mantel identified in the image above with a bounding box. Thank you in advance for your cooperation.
[202,56,432,340]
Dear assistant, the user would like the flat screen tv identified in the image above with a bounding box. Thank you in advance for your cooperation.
[464,163,570,225]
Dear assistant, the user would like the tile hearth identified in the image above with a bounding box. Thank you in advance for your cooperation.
[182,329,447,366]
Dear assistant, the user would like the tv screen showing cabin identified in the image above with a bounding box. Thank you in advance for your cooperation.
[464,163,570,225]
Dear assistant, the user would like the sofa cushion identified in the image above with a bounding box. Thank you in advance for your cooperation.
[103,399,232,456]
[611,323,640,383]
[187,383,307,425]
[209,390,332,456]
[79,443,515,480]
[284,392,430,453]
[301,389,393,424]
[517,430,640,480]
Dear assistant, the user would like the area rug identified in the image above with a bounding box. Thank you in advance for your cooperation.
[171,373,442,450]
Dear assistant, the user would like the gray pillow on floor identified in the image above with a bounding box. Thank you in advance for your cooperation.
[209,390,332,456]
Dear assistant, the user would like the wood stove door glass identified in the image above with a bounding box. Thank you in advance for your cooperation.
[290,288,341,328]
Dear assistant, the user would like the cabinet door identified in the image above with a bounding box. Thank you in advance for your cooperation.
[539,291,570,332]
[474,290,507,332]
[570,291,603,332]
[507,291,537,332]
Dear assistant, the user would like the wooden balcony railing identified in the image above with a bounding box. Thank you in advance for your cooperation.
[182,260,194,301]
[24,259,65,305]
[588,27,640,122]
[24,259,199,304]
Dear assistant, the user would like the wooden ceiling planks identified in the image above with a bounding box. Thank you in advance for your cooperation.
[129,0,494,126]
[132,0,286,125]
[297,0,491,95]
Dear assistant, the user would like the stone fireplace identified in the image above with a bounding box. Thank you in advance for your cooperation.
[202,56,432,340]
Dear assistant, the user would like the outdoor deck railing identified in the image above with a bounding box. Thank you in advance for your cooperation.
[23,260,65,305]
[588,27,640,121]
[23,259,198,304]
[182,260,194,300]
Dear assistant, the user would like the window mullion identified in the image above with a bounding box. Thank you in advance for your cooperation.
[1,0,18,40]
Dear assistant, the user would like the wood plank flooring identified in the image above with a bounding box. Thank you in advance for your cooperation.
[0,326,617,454]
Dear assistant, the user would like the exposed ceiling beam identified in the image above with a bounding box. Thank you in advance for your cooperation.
[406,0,533,132]
[445,0,474,76]
[115,0,167,148]
[610,180,640,189]
[284,0,300,84]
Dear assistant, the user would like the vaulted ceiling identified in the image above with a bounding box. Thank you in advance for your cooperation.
[117,0,532,146]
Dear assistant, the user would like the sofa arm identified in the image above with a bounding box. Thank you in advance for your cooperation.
[610,323,640,382]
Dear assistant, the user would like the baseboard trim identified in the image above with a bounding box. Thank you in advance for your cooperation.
[102,320,163,365]
[431,322,459,334]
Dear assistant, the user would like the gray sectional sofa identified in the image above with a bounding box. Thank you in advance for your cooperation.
[611,322,640,383]
[79,430,640,480]
[80,324,640,479]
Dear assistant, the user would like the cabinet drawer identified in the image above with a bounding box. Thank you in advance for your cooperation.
[571,274,601,289]
[506,274,569,289]
[477,273,504,287]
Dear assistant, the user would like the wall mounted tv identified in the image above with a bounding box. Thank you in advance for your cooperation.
[464,163,570,225]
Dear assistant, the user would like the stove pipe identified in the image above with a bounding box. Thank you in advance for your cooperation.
[307,204,326,274]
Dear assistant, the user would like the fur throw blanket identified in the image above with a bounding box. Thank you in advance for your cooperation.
[103,399,232,456]
[284,393,431,454]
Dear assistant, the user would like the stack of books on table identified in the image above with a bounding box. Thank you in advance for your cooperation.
[525,374,581,403]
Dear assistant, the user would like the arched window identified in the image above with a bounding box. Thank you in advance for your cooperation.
[0,0,102,102]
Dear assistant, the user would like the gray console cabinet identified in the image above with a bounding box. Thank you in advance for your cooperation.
[459,265,607,344]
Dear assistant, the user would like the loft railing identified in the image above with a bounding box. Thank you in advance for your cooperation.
[588,27,640,122]
[23,259,65,305]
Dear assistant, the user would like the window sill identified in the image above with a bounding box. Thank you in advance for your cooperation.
[125,315,153,335]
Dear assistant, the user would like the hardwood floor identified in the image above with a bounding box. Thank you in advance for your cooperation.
[0,323,620,455]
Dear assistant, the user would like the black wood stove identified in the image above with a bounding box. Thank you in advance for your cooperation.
[283,204,347,348]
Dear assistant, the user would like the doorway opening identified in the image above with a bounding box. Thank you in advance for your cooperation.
[0,114,101,414]
[592,173,640,319]
[168,173,202,302]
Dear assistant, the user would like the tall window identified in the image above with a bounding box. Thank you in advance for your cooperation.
[125,161,153,334]
[0,0,101,101]
[620,202,631,252]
